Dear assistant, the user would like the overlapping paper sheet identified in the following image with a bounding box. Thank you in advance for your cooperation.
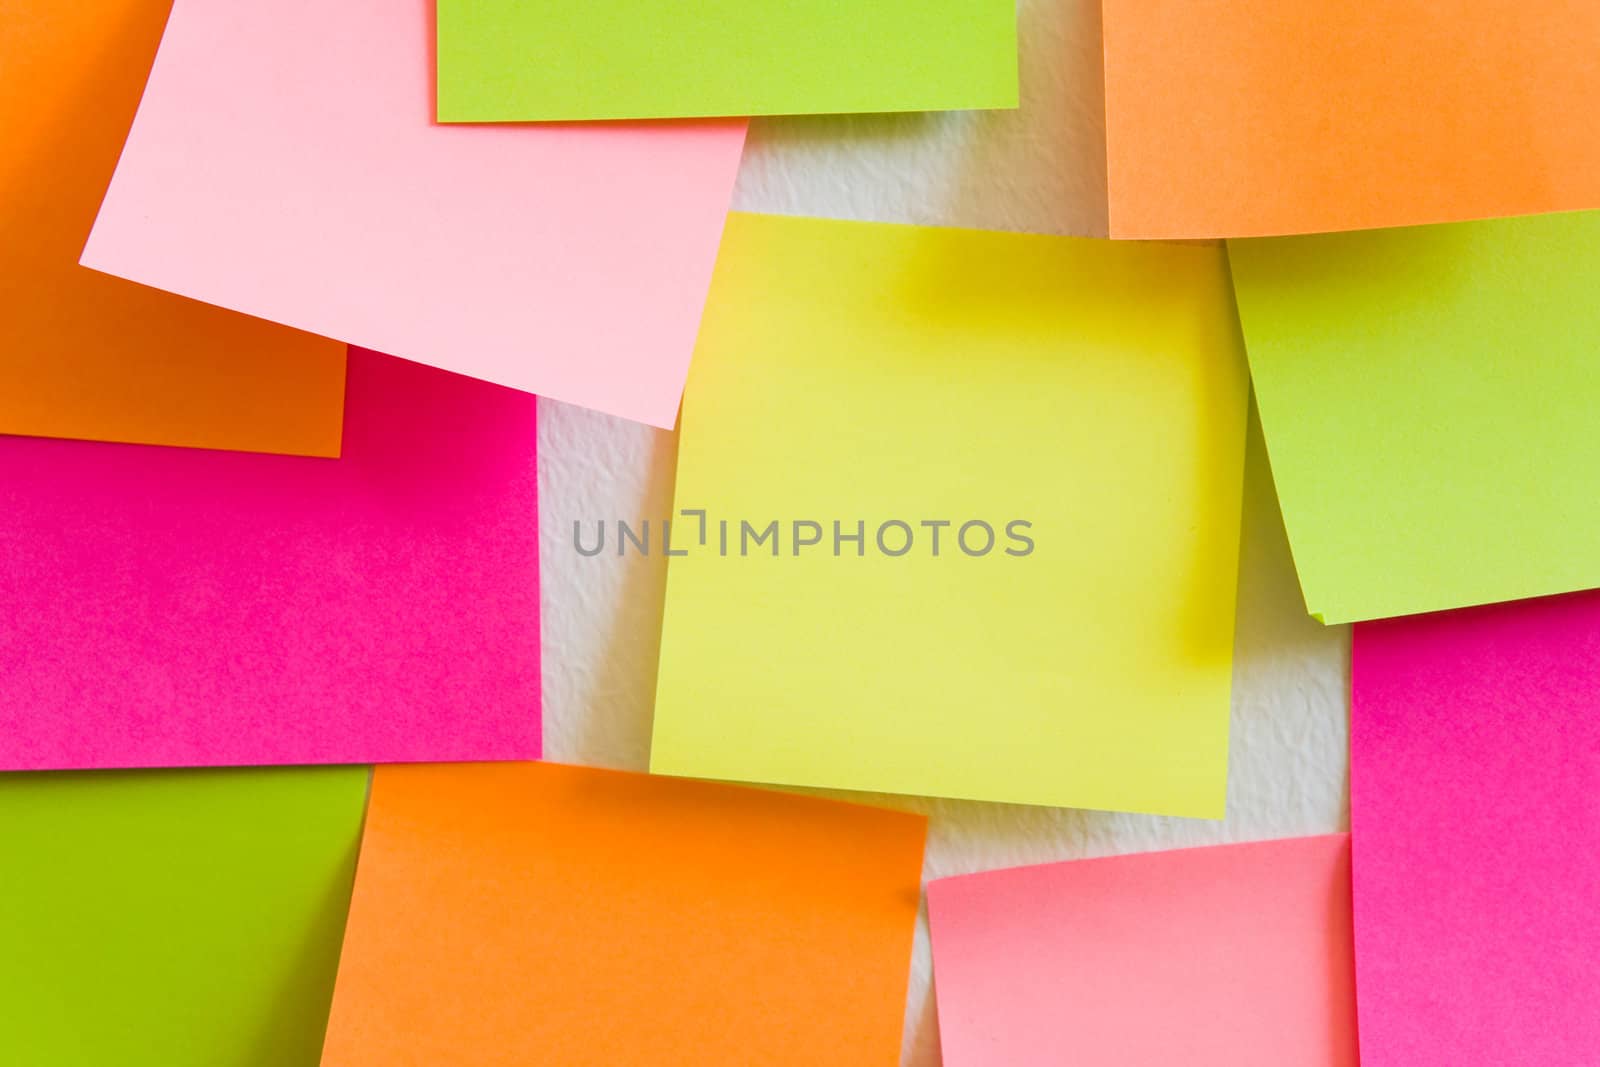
[0,349,540,769]
[1353,592,1600,1066]
[1229,210,1600,623]
[928,836,1357,1066]
[321,762,925,1066]
[1,0,344,455]
[651,213,1248,815]
[80,0,746,427]
[0,767,366,1066]
[1104,0,1600,238]
[436,0,1018,121]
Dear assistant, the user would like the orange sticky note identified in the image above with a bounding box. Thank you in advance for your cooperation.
[322,763,927,1066]
[1,0,344,456]
[1103,1,1600,238]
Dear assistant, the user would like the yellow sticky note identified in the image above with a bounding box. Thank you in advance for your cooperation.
[650,214,1248,816]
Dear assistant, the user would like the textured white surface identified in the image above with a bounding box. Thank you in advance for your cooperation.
[539,2,1351,1062]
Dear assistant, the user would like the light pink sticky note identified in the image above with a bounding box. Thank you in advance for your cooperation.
[0,348,540,770]
[1352,592,1600,1067]
[79,0,746,429]
[927,836,1357,1067]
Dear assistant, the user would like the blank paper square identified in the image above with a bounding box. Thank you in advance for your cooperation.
[650,213,1248,815]
[321,762,926,1066]
[928,836,1357,1066]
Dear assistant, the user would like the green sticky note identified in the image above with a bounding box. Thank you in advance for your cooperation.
[435,0,1018,122]
[1229,210,1600,624]
[0,767,368,1066]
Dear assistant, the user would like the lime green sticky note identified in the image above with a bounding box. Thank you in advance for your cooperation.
[1228,210,1600,625]
[0,767,368,1066]
[649,214,1248,817]
[435,0,1018,122]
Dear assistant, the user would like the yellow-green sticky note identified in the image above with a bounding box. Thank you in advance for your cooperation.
[0,767,367,1066]
[1229,210,1600,624]
[650,214,1248,817]
[435,0,1018,122]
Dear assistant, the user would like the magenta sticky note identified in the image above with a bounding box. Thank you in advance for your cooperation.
[79,0,746,429]
[927,836,1358,1067]
[0,348,539,770]
[1352,592,1600,1067]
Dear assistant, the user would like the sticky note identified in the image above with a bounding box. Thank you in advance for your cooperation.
[1103,0,1600,238]
[1352,592,1600,1066]
[320,762,926,1066]
[0,766,367,1066]
[1228,211,1600,623]
[928,836,1357,1067]
[0,0,344,456]
[0,348,539,770]
[650,213,1247,816]
[436,0,1018,122]
[928,838,1363,1062]
[79,0,745,429]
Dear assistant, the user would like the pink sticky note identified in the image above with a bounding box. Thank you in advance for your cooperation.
[927,836,1357,1067]
[0,348,539,770]
[1352,592,1600,1066]
[79,0,746,429]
